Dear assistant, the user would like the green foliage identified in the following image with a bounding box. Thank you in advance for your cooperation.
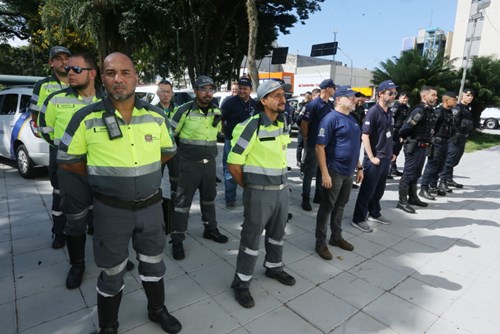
[0,43,48,76]
[0,0,41,41]
[461,56,500,111]
[465,131,500,153]
[373,49,458,105]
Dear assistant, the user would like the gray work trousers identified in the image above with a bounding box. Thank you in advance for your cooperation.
[235,186,289,282]
[58,168,93,236]
[316,170,353,246]
[171,157,217,243]
[93,199,166,296]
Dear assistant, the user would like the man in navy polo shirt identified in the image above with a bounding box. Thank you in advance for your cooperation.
[351,80,397,232]
[221,77,256,208]
[315,86,364,260]
[300,79,335,211]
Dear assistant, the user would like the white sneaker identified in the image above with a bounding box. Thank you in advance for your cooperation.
[351,221,373,233]
[368,215,392,225]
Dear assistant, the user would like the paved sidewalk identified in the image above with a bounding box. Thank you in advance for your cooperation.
[1,139,500,334]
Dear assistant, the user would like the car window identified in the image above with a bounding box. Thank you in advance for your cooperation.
[0,93,19,115]
[20,95,30,113]
[174,92,194,106]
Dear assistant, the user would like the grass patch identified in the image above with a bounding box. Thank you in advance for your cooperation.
[465,131,500,152]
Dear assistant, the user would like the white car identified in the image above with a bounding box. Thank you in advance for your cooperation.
[0,86,49,178]
[480,107,500,129]
[135,85,195,107]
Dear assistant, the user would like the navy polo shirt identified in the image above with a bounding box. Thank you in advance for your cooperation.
[221,95,256,140]
[303,96,333,147]
[362,103,394,159]
[317,110,361,176]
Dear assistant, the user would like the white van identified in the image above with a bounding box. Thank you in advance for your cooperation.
[0,86,49,178]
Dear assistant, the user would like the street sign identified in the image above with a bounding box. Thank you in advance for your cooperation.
[271,47,289,64]
[310,42,338,57]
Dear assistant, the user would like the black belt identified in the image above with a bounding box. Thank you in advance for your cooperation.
[95,190,162,211]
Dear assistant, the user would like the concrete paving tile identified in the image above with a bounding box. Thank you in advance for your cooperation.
[170,298,240,334]
[11,233,51,256]
[330,249,368,271]
[411,262,470,292]
[391,276,460,316]
[349,259,408,291]
[169,243,224,274]
[320,271,384,309]
[371,248,418,275]
[390,238,442,264]
[378,220,418,238]
[286,254,342,284]
[164,273,210,311]
[17,286,86,331]
[252,267,315,304]
[7,200,48,216]
[19,308,95,334]
[349,235,387,258]
[425,318,475,334]
[287,286,358,333]
[122,321,167,334]
[0,301,16,334]
[331,311,399,334]
[363,292,438,334]
[13,247,67,275]
[244,305,322,334]
[190,260,234,296]
[441,297,500,334]
[15,262,68,298]
[0,253,13,280]
[285,230,315,253]
[10,220,48,242]
[281,240,311,265]
[358,227,405,248]
[426,252,489,280]
[227,327,251,334]
[0,275,15,305]
[212,285,282,325]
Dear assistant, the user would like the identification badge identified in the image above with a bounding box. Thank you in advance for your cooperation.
[386,131,391,138]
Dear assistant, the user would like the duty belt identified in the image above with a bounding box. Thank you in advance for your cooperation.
[246,184,287,191]
[94,190,162,211]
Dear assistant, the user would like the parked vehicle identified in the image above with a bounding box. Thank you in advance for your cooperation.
[135,85,195,107]
[0,86,49,178]
[480,107,500,129]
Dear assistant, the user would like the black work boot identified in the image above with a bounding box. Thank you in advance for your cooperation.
[397,186,416,213]
[169,239,185,260]
[66,234,86,289]
[437,182,448,196]
[98,291,122,334]
[447,179,463,188]
[419,186,436,201]
[409,184,428,207]
[301,195,312,211]
[143,279,182,333]
[231,274,255,308]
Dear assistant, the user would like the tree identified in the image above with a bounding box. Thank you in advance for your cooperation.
[373,49,458,106]
[458,56,500,127]
[0,0,40,41]
[0,43,47,76]
[246,0,259,89]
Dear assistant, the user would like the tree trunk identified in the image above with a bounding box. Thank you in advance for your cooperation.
[246,0,259,90]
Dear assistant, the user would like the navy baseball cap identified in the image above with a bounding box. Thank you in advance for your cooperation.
[333,86,357,99]
[49,46,71,59]
[377,80,397,92]
[195,75,215,88]
[443,91,457,98]
[238,77,252,88]
[463,88,475,96]
[319,79,336,89]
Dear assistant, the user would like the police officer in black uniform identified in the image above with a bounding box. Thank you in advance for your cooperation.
[419,91,458,199]
[397,86,438,213]
[439,88,475,189]
[390,91,410,177]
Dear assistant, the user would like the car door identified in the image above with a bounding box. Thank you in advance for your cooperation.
[0,93,20,158]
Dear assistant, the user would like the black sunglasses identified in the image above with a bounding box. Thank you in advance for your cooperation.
[64,66,93,74]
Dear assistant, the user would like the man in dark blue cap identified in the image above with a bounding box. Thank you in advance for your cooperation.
[352,80,397,232]
[315,86,363,260]
[220,77,257,208]
[300,78,336,211]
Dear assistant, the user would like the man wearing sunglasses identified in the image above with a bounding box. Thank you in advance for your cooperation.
[38,53,105,290]
[29,45,71,249]
[352,80,397,232]
[169,75,228,260]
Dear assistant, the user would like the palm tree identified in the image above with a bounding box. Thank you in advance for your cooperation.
[373,49,458,105]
